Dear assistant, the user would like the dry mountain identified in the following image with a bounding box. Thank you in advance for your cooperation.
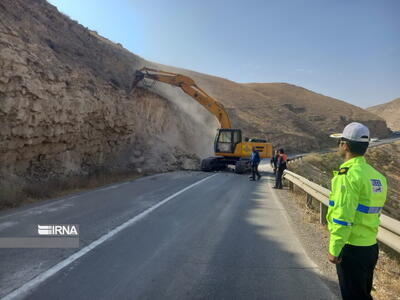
[367,98,400,131]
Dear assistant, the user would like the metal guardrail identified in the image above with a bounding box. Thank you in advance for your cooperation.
[283,169,400,254]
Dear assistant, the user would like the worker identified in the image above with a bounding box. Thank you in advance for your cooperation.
[249,147,261,181]
[328,122,387,300]
[273,149,287,189]
[270,150,279,174]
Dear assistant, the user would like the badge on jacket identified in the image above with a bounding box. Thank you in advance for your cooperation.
[371,179,383,193]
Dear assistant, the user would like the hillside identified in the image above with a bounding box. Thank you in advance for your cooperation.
[289,141,400,221]
[368,98,400,131]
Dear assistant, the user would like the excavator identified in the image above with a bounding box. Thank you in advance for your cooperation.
[131,67,273,173]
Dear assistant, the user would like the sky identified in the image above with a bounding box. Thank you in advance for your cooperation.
[48,0,400,108]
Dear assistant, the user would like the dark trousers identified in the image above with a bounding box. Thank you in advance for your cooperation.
[336,243,379,300]
[275,169,284,188]
[271,164,277,174]
[251,164,260,179]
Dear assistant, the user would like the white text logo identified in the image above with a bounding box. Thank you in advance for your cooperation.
[38,225,79,236]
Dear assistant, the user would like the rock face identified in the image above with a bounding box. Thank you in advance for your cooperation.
[0,0,214,200]
[367,98,400,131]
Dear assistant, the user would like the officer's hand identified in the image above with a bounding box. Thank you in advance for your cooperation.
[328,253,342,264]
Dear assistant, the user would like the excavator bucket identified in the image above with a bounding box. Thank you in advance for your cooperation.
[130,70,145,93]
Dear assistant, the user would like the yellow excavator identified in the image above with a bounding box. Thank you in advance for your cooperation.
[131,67,273,173]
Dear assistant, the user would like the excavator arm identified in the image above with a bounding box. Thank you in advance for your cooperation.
[131,67,232,129]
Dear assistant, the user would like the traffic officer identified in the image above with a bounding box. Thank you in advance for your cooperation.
[328,122,387,300]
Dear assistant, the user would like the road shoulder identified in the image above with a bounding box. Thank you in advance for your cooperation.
[271,186,342,299]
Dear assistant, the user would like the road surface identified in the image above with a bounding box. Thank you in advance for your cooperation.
[369,135,400,147]
[0,165,337,300]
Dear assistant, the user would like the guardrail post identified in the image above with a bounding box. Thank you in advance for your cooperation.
[289,181,293,191]
[320,203,327,224]
[306,194,312,208]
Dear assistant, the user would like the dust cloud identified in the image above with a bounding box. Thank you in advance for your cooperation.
[137,78,219,158]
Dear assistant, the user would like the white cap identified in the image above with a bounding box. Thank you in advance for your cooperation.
[330,122,370,142]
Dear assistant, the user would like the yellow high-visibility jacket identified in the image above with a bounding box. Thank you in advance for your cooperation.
[326,156,387,257]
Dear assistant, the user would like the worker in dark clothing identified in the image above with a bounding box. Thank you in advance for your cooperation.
[270,150,279,174]
[273,149,288,189]
[250,147,261,181]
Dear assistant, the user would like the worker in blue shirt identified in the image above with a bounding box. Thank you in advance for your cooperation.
[250,147,261,181]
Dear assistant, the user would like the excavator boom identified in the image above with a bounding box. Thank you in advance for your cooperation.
[131,67,232,129]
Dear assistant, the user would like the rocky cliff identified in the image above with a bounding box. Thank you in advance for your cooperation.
[0,0,215,206]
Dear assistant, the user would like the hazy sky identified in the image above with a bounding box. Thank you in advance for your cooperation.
[48,0,399,108]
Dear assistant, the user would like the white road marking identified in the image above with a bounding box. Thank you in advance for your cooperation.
[0,221,19,232]
[1,174,218,300]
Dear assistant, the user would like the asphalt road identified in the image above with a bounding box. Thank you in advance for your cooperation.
[289,136,400,160]
[369,135,400,147]
[0,165,337,300]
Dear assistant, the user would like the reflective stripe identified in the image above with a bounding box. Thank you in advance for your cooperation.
[333,218,352,226]
[356,204,383,214]
[329,200,334,206]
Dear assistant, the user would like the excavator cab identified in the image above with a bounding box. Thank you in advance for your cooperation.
[214,129,242,154]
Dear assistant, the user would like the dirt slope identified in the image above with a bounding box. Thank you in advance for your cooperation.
[367,98,400,131]
[289,141,400,221]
